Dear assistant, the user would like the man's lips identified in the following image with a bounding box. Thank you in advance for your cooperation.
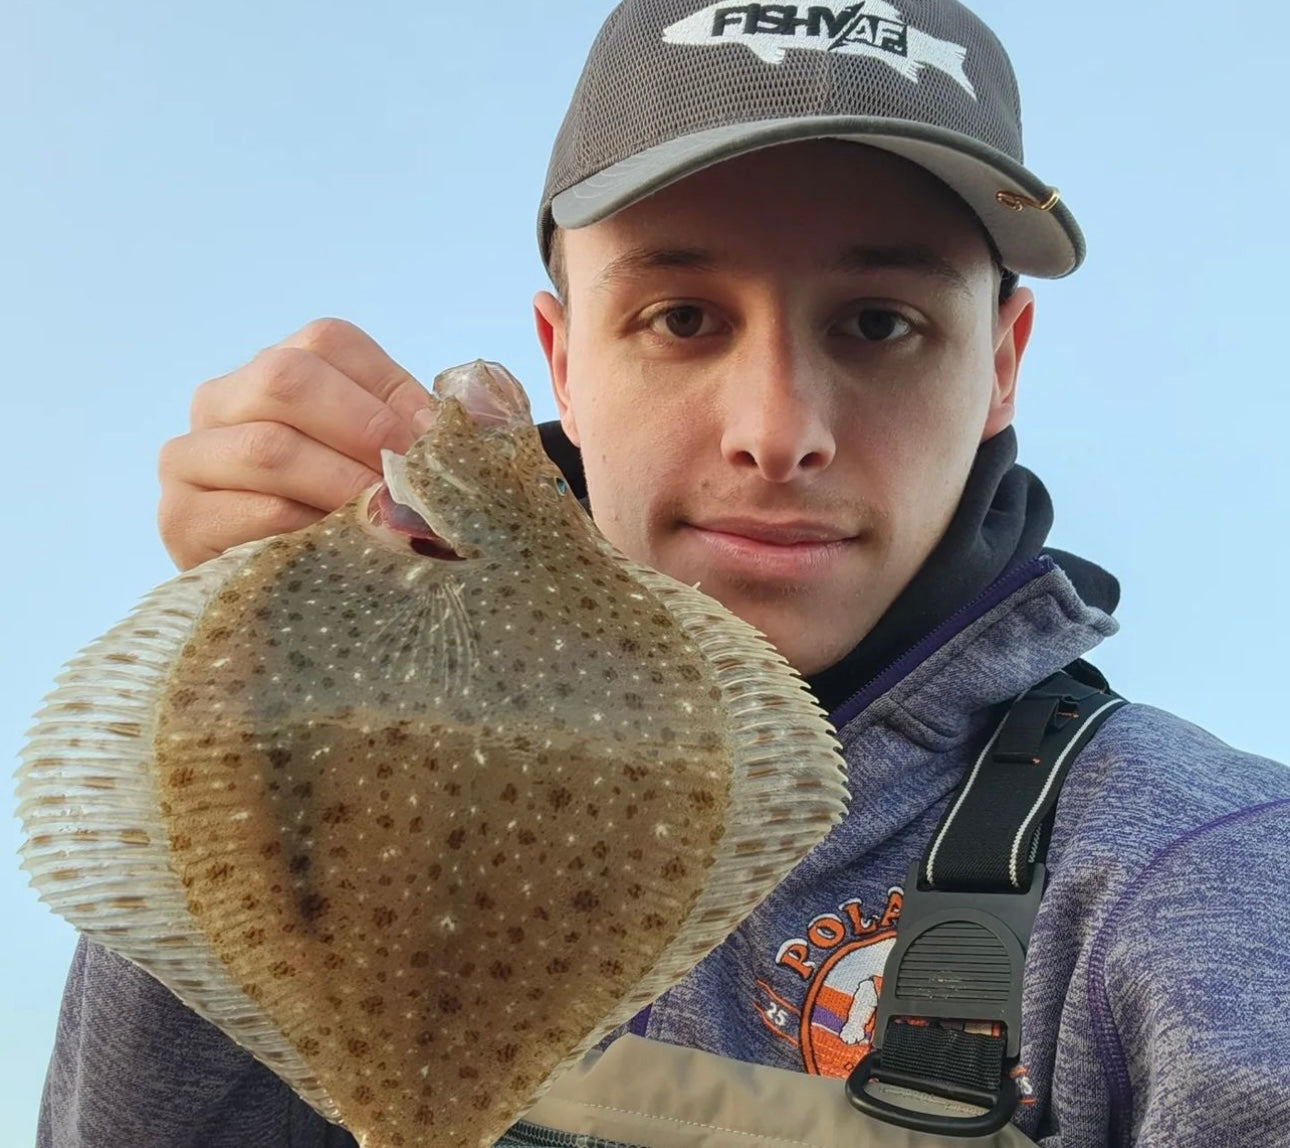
[691,517,858,545]
[683,518,861,580]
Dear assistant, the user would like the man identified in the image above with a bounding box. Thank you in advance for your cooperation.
[38,1,1290,1146]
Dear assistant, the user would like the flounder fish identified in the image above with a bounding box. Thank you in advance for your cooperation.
[16,360,848,1148]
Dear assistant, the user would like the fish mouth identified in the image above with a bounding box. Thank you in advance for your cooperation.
[362,449,467,561]
[364,484,465,560]
[432,360,532,430]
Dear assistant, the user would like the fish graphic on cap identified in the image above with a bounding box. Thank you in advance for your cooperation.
[15,360,849,1148]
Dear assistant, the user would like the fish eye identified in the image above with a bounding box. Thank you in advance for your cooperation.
[554,477,568,495]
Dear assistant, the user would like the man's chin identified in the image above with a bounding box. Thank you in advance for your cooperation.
[646,541,881,671]
[770,630,863,677]
[704,595,870,676]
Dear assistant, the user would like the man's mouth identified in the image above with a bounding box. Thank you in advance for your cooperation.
[693,517,857,546]
[683,517,860,581]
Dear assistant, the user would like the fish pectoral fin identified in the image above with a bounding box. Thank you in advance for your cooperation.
[428,579,479,696]
[363,577,479,701]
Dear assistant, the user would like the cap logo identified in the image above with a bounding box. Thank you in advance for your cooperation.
[663,2,976,98]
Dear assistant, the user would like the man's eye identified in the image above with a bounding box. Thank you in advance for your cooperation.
[841,309,913,342]
[647,304,716,339]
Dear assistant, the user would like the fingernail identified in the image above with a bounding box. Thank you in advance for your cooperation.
[411,405,438,436]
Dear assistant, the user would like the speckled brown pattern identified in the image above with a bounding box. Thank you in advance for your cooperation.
[18,362,848,1148]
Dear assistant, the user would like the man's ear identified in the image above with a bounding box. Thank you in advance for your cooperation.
[983,286,1035,441]
[533,291,579,447]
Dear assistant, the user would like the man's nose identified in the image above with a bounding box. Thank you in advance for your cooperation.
[719,335,837,483]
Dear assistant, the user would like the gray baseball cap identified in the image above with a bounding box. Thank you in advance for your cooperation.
[539,0,1083,278]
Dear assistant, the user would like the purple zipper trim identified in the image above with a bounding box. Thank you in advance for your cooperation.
[827,555,1055,730]
[1085,917,1134,1148]
[624,557,1053,1043]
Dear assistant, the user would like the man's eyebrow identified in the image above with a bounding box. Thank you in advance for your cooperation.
[590,247,718,293]
[588,243,975,295]
[832,245,972,294]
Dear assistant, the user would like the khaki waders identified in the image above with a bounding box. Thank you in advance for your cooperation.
[501,1035,1039,1147]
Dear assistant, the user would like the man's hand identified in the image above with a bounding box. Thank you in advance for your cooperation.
[158,319,434,571]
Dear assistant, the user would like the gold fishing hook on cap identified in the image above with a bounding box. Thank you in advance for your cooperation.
[995,187,1061,213]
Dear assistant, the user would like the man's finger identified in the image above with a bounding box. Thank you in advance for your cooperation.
[279,317,433,424]
[160,422,383,513]
[158,485,325,572]
[191,349,422,472]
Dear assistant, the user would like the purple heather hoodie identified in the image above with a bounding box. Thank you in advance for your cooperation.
[635,559,1290,1147]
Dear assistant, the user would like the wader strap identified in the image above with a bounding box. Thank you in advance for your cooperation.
[848,667,1127,1137]
[921,666,1126,892]
[507,1034,1039,1148]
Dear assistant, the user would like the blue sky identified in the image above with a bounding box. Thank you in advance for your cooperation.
[3,1,1288,1139]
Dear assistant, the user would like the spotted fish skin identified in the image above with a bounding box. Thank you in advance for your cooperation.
[17,361,849,1148]
[154,417,731,1139]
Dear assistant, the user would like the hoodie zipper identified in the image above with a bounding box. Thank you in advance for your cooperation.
[826,555,1054,730]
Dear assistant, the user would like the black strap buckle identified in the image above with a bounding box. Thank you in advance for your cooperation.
[846,1051,1018,1137]
[843,862,1045,1137]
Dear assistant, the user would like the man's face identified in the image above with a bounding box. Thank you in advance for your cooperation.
[535,142,1033,676]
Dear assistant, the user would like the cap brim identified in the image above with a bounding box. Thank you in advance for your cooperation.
[548,116,1083,278]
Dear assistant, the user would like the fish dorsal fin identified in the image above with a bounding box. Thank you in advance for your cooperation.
[15,539,344,1124]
